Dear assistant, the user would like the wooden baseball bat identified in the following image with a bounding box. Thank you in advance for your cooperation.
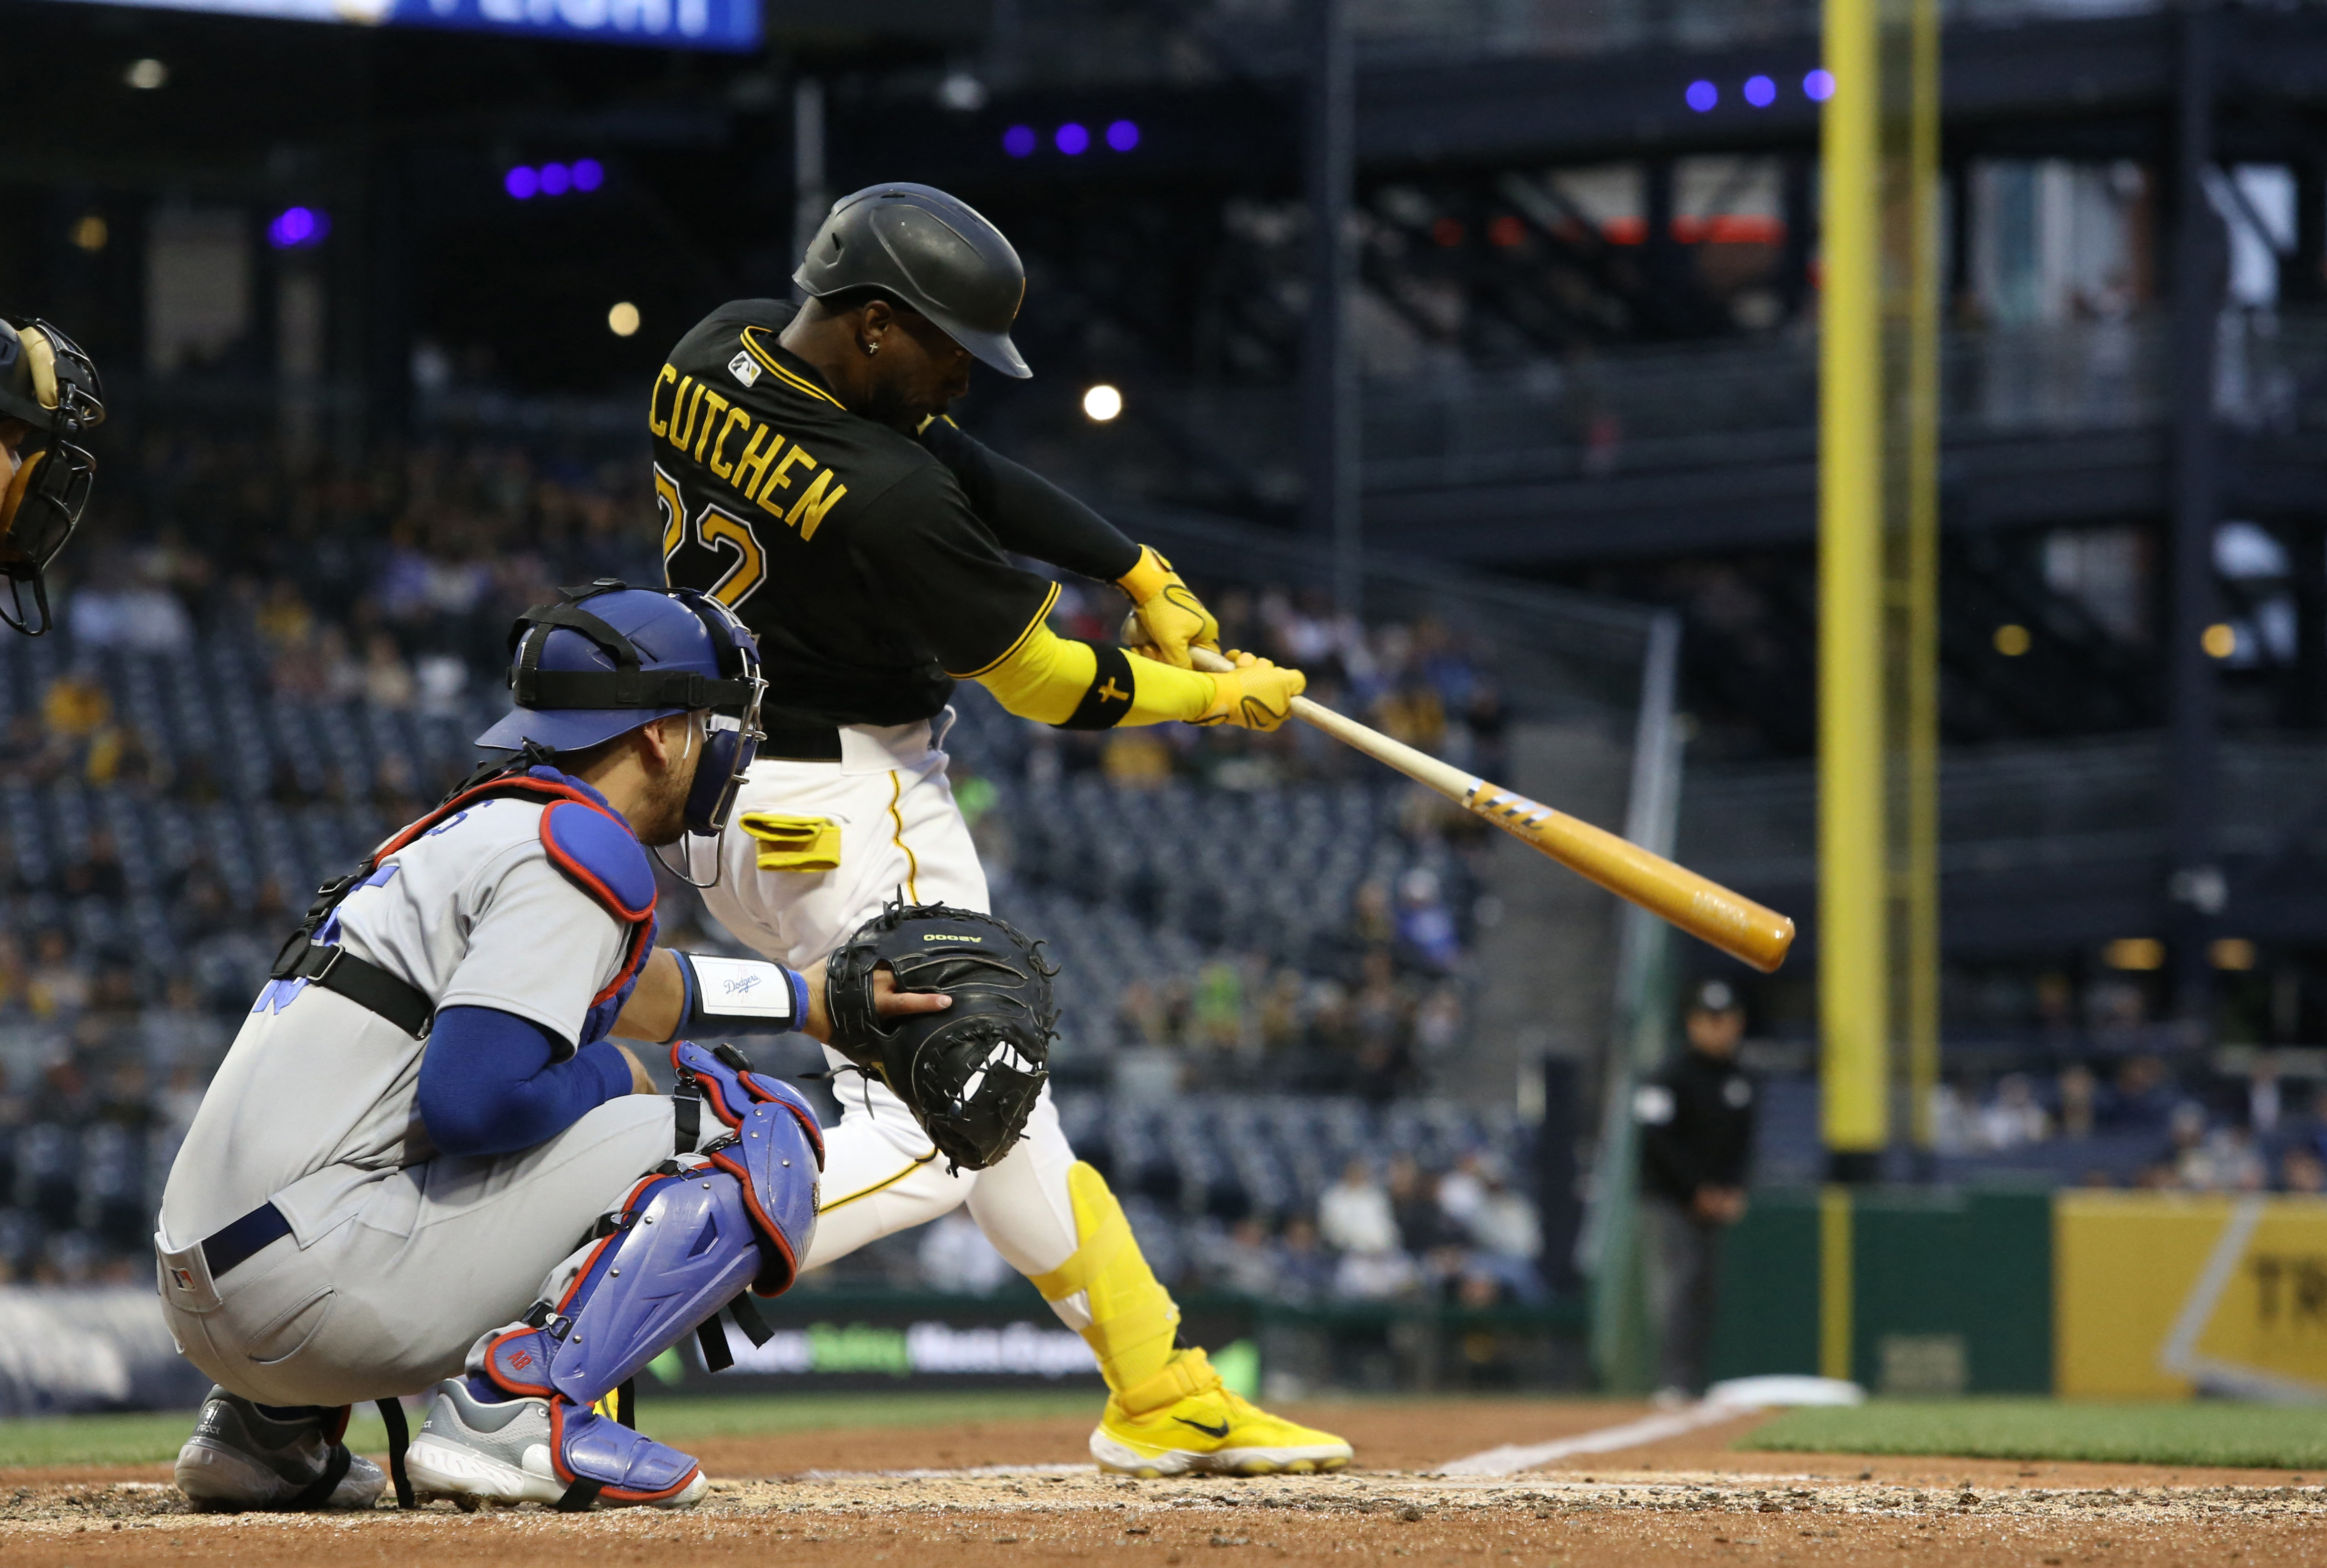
[1185,645,1796,973]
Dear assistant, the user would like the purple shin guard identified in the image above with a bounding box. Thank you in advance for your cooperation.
[477,1088,821,1415]
[548,1401,703,1509]
[481,1169,760,1407]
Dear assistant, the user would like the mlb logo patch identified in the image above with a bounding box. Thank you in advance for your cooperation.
[729,351,761,388]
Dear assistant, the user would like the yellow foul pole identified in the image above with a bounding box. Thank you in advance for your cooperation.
[1896,0,1942,1150]
[1819,0,1890,1168]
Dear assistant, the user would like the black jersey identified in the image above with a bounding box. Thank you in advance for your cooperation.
[1636,1046,1757,1204]
[653,299,1064,728]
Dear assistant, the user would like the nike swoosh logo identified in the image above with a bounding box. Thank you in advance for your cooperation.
[1175,1417,1231,1440]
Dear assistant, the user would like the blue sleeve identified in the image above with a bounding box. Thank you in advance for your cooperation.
[417,1005,640,1159]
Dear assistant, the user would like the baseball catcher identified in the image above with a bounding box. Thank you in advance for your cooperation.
[652,182,1350,1476]
[156,583,951,1511]
[0,311,104,636]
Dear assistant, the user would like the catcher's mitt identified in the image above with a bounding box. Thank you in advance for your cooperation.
[823,900,1057,1171]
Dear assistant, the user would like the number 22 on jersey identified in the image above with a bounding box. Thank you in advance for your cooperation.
[657,466,768,610]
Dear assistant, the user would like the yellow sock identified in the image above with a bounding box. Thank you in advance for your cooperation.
[1029,1163,1220,1416]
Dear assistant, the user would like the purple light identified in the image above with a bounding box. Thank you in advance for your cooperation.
[1744,74,1776,107]
[1685,79,1719,113]
[1002,124,1037,158]
[1055,121,1090,155]
[1105,119,1140,152]
[572,158,604,192]
[539,162,572,197]
[266,206,328,248]
[1804,69,1835,101]
[504,166,539,200]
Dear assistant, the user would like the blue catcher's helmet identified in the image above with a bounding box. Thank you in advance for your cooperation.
[476,580,767,837]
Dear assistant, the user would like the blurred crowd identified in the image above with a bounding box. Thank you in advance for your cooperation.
[910,1147,1546,1310]
[1928,1054,2327,1193]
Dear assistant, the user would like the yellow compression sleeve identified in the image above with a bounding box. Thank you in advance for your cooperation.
[971,621,1216,728]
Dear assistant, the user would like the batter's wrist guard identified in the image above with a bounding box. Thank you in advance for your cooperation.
[671,951,808,1039]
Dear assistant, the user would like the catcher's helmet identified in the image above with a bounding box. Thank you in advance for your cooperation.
[476,581,768,837]
[793,183,1031,380]
[1,314,105,637]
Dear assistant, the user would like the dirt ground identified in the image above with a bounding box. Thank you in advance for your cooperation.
[5,1399,2322,1566]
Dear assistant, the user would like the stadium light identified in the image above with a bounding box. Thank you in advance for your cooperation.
[1744,75,1777,108]
[1804,69,1836,101]
[1082,384,1123,422]
[2104,937,2165,971]
[126,58,167,90]
[1686,80,1718,112]
[1106,120,1140,151]
[1003,125,1037,158]
[267,207,330,249]
[2202,622,2237,658]
[505,162,604,201]
[1992,623,2030,656]
[72,216,108,253]
[2211,937,2256,971]
[608,302,642,338]
[1056,122,1091,155]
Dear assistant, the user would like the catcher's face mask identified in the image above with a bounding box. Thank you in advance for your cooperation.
[680,592,766,840]
[0,317,105,638]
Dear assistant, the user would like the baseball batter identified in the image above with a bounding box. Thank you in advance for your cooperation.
[652,182,1351,1476]
[155,584,961,1511]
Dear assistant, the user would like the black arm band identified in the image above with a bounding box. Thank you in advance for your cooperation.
[1060,643,1137,731]
[673,951,809,1037]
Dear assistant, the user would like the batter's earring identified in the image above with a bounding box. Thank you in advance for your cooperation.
[863,340,879,356]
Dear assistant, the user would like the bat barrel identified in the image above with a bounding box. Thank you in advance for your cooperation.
[1181,641,1797,972]
[1467,783,1797,973]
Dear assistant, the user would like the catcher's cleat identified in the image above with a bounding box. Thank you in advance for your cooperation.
[404,1377,707,1511]
[1089,1351,1353,1478]
[174,1387,386,1511]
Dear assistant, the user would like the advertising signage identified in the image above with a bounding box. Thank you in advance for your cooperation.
[43,0,762,52]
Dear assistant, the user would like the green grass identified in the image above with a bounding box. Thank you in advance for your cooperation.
[0,1389,1102,1472]
[1741,1399,2327,1471]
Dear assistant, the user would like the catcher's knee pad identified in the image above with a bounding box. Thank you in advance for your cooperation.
[480,1090,822,1407]
[480,1170,759,1407]
[1028,1162,1209,1411]
[671,1039,829,1167]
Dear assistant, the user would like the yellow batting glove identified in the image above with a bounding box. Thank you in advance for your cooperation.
[1195,650,1305,732]
[1117,544,1220,669]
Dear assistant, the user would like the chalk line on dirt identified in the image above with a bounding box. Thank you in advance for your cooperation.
[1436,1401,1751,1477]
[798,1463,1091,1482]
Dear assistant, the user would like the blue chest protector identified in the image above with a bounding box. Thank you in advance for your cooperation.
[530,770,659,1046]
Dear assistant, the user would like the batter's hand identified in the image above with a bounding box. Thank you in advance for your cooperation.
[1117,545,1220,669]
[798,958,953,1044]
[1195,649,1306,732]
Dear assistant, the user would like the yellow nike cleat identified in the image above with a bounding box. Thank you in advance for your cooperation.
[1090,1353,1353,1477]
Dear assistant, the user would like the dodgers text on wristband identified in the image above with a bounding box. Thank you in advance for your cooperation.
[680,952,807,1033]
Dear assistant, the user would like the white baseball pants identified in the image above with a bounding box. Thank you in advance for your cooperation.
[693,718,1089,1317]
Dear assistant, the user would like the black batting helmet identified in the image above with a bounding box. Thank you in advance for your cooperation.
[1,314,105,637]
[793,183,1031,380]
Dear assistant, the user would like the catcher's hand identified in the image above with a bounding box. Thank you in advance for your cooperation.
[800,965,953,1039]
[821,900,1057,1171]
[1117,544,1220,669]
[1193,649,1306,731]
